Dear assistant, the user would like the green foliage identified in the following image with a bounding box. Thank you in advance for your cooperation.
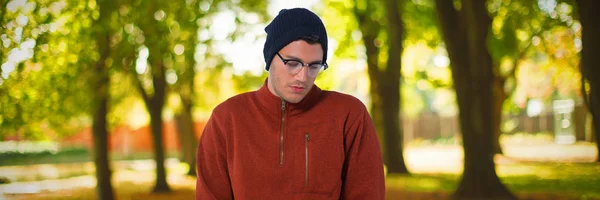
[0,146,184,167]
[0,0,587,145]
[0,0,272,140]
[0,146,89,166]
[322,0,362,59]
[386,162,600,199]
[323,0,456,116]
[0,0,97,140]
[402,0,441,46]
[231,71,268,93]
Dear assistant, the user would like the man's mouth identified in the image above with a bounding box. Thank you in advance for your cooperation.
[290,86,305,93]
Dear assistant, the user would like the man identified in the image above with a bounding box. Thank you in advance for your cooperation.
[196,8,385,200]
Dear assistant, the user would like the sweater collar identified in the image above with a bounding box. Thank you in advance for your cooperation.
[256,78,322,116]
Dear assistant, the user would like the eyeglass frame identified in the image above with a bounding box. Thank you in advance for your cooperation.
[276,52,328,77]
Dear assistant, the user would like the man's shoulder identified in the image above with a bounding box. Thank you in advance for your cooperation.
[320,90,367,110]
[213,91,257,114]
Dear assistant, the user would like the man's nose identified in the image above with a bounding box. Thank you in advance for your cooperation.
[295,65,309,82]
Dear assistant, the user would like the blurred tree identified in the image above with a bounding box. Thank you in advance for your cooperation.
[129,0,173,192]
[171,0,201,177]
[169,0,268,177]
[324,0,450,174]
[490,0,583,154]
[0,0,7,68]
[575,0,600,162]
[487,0,553,154]
[114,0,269,188]
[0,0,93,140]
[435,0,515,199]
[173,0,266,175]
[1,0,124,198]
[351,0,409,174]
[90,0,117,198]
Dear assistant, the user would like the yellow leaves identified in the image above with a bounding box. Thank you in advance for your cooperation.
[401,85,425,117]
[401,42,452,84]
[354,0,367,12]
[515,61,551,101]
[91,10,100,21]
[551,62,581,97]
[124,99,151,129]
[516,30,530,42]
[403,42,426,70]
[426,68,450,84]
[67,54,78,64]
[88,0,97,10]
[491,6,507,37]
[322,0,360,59]
[499,57,514,77]
[56,57,66,67]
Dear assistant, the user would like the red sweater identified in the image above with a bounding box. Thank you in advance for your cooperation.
[196,80,385,200]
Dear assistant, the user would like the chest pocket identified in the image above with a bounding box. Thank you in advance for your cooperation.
[302,121,345,195]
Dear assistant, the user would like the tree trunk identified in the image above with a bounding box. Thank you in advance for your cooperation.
[175,98,197,176]
[91,75,114,200]
[576,0,600,163]
[177,25,199,176]
[492,78,507,155]
[91,1,115,199]
[149,104,170,192]
[382,0,409,174]
[133,0,171,192]
[135,61,171,192]
[352,0,409,174]
[381,89,408,174]
[92,37,114,200]
[148,52,170,192]
[369,86,386,162]
[436,0,516,199]
[594,125,598,162]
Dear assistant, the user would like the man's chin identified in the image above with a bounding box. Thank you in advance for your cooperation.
[283,94,306,104]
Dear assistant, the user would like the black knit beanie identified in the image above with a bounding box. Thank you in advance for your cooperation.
[263,8,328,71]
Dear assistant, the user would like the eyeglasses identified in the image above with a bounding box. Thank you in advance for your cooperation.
[276,53,328,77]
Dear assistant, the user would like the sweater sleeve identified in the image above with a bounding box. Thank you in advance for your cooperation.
[340,107,386,199]
[196,113,233,200]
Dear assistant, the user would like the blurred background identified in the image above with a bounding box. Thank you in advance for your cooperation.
[0,0,599,199]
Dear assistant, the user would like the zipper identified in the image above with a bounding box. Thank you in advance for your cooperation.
[305,133,309,187]
[279,100,286,166]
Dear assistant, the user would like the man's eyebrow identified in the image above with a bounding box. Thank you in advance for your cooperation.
[281,54,323,64]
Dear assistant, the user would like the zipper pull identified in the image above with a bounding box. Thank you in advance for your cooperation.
[281,100,286,111]
[306,134,309,142]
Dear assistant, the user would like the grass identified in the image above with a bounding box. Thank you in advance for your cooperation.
[4,162,598,200]
[0,149,181,167]
[3,171,197,200]
[386,162,600,199]
[2,153,598,200]
[0,148,90,166]
[1,133,598,199]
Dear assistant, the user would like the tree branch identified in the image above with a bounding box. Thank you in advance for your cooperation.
[352,0,366,25]
[505,17,550,79]
[134,74,151,105]
[121,54,150,104]
[352,0,383,81]
[1,0,10,77]
[0,0,8,25]
[435,0,468,91]
[384,0,404,77]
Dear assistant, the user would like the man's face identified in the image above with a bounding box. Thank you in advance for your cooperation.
[267,40,323,103]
